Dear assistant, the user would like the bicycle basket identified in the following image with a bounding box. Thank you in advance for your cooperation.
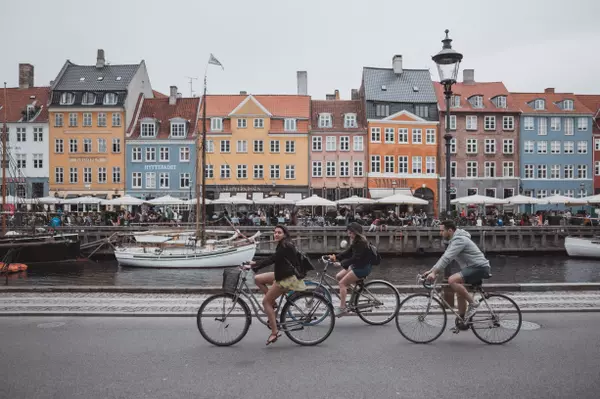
[222,268,242,294]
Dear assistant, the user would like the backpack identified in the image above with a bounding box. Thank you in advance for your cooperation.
[288,247,315,279]
[368,243,382,266]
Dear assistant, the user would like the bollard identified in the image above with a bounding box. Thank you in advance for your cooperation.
[443,266,455,309]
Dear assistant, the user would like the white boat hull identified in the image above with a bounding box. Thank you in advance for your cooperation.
[565,236,600,258]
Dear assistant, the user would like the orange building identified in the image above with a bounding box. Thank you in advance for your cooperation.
[367,110,439,215]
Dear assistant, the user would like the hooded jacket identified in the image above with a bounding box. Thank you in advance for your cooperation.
[432,229,490,273]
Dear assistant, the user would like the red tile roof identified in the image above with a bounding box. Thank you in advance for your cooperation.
[576,94,600,134]
[128,97,201,139]
[0,86,50,123]
[434,82,519,113]
[152,90,168,99]
[310,100,367,132]
[510,91,593,115]
[200,95,311,118]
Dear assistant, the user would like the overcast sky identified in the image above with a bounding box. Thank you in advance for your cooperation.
[1,0,599,99]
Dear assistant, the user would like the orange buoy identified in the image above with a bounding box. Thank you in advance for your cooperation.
[1,263,28,273]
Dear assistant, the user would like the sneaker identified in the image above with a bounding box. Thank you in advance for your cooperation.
[464,302,479,321]
[334,307,347,318]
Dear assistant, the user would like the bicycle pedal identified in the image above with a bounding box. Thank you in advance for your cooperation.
[450,327,460,334]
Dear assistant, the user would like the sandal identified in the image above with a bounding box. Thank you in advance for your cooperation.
[266,331,281,346]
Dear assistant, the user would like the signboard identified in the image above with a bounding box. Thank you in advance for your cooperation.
[144,164,177,171]
[450,187,457,194]
[69,157,108,163]
[372,178,409,188]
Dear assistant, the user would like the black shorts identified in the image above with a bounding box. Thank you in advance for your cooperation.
[459,266,491,284]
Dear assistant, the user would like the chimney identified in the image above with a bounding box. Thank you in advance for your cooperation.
[351,89,359,100]
[463,69,475,84]
[240,91,247,95]
[334,90,340,100]
[96,49,105,69]
[169,86,178,105]
[392,55,403,75]
[544,88,555,94]
[18,63,34,89]
[297,71,308,95]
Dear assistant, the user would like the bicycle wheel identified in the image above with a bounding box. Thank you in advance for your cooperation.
[287,280,332,326]
[395,294,447,344]
[470,293,522,345]
[279,291,335,346]
[197,293,252,346]
[353,280,400,325]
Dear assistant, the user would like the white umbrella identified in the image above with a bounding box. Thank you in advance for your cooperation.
[295,194,337,207]
[377,193,428,205]
[336,195,376,205]
[451,194,507,205]
[184,197,213,205]
[0,195,23,203]
[212,196,254,205]
[582,194,600,204]
[540,194,587,205]
[24,196,61,205]
[64,196,103,205]
[146,195,184,205]
[254,196,295,205]
[104,195,145,206]
[504,194,545,205]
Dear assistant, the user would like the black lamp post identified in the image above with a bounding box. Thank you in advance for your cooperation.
[433,29,463,219]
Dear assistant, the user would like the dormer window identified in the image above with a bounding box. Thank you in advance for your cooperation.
[140,121,156,138]
[469,95,483,108]
[82,93,96,105]
[344,113,357,128]
[170,121,186,137]
[451,95,461,108]
[59,92,75,105]
[284,118,297,132]
[563,99,574,111]
[210,118,223,132]
[318,113,332,128]
[534,99,545,110]
[495,96,507,108]
[103,93,118,105]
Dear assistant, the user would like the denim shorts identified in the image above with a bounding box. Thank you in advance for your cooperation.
[351,264,372,279]
[460,266,491,284]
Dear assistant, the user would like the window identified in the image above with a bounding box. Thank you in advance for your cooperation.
[83,138,92,153]
[484,161,496,177]
[565,189,574,198]
[384,128,395,143]
[83,113,92,127]
[252,140,263,153]
[254,118,264,129]
[146,172,156,189]
[596,161,600,176]
[69,167,78,184]
[564,141,574,154]
[33,154,42,169]
[370,155,380,173]
[524,140,534,154]
[326,161,336,177]
[81,167,90,184]
[536,189,547,199]
[451,95,461,108]
[471,96,483,108]
[384,156,394,173]
[450,161,457,178]
[503,116,514,130]
[284,119,296,131]
[16,154,26,169]
[398,156,408,174]
[564,118,574,135]
[237,165,247,179]
[551,117,561,131]
[466,139,477,154]
[112,138,121,153]
[54,113,64,127]
[205,165,214,179]
[496,96,507,108]
[538,118,547,135]
[145,147,156,162]
[551,189,561,196]
[450,138,457,154]
[55,167,64,183]
[340,136,350,151]
[412,129,422,144]
[220,165,231,179]
[179,173,190,189]
[524,164,534,179]
[370,127,381,142]
[564,165,574,179]
[285,165,295,179]
[60,93,75,105]
[82,92,96,105]
[426,129,436,144]
[577,118,588,131]
[466,116,477,130]
[69,138,78,153]
[485,139,496,154]
[312,161,322,177]
[537,165,547,179]
[577,165,587,179]
[285,140,295,153]
[312,136,322,151]
[159,147,169,162]
[171,122,185,137]
[426,156,436,174]
[550,164,561,179]
[68,113,77,127]
[467,188,478,196]
[524,117,534,130]
[33,127,43,142]
[412,156,422,174]
[236,140,248,153]
[503,161,514,177]
[97,113,107,127]
[237,118,247,128]
[353,161,363,177]
[318,113,332,128]
[141,122,155,137]
[503,188,514,198]
[446,115,457,130]
[270,140,280,153]
[398,128,408,144]
[353,136,363,151]
[132,147,142,162]
[103,93,118,105]
[270,165,280,179]
[562,99,573,110]
[211,118,223,131]
[415,105,429,118]
[179,147,190,162]
[466,161,478,177]
[484,116,496,130]
[132,172,142,188]
[503,139,514,154]
[537,141,547,154]
[220,140,230,153]
[375,104,389,117]
[344,114,357,128]
[253,165,264,179]
[579,189,588,198]
[596,138,600,151]
[550,141,561,154]
[485,188,496,198]
[206,140,214,153]
[159,172,170,188]
[577,141,588,154]
[112,113,122,127]
[112,167,121,183]
[16,127,26,142]
[98,167,107,183]
[534,99,545,110]
[326,136,336,151]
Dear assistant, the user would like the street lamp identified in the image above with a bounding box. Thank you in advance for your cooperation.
[433,29,463,219]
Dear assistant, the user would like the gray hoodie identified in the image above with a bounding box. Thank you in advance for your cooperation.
[432,229,490,273]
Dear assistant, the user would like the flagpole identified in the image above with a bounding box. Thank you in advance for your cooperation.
[199,74,208,246]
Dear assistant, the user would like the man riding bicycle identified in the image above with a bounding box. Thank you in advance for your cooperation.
[424,220,491,321]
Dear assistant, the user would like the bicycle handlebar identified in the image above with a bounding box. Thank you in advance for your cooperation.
[417,273,435,290]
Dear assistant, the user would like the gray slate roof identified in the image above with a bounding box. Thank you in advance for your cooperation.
[363,67,437,103]
[53,62,140,91]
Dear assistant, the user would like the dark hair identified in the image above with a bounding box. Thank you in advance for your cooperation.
[441,220,457,231]
[274,224,291,238]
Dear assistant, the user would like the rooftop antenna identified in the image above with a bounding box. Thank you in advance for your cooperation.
[186,76,198,97]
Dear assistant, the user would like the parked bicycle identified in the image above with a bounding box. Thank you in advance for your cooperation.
[197,264,335,347]
[395,273,522,344]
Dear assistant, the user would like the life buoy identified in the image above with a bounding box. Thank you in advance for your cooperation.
[1,263,28,273]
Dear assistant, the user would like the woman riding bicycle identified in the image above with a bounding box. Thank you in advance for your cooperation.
[248,224,306,345]
[330,222,372,317]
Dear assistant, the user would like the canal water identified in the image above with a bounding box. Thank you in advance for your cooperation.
[2,255,600,286]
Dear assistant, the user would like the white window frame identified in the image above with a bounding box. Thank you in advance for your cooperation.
[220,140,230,153]
[484,116,496,130]
[370,127,381,143]
[384,156,394,174]
[237,118,247,129]
[484,139,496,154]
[270,165,280,180]
[537,117,548,135]
[285,140,295,153]
[425,156,436,174]
[466,161,478,178]
[370,155,380,173]
[236,140,248,153]
[326,161,336,177]
[412,129,422,144]
[450,138,457,154]
[60,92,75,105]
[466,115,477,130]
[537,141,548,154]
[503,161,514,177]
[503,116,514,130]
[103,93,118,105]
[524,117,534,130]
[524,164,534,179]
[550,141,561,154]
[112,166,121,184]
[254,118,264,129]
[211,118,223,132]
[170,122,186,137]
[353,136,363,151]
[69,167,78,184]
[270,140,280,153]
[285,165,295,180]
[146,172,156,189]
[318,113,332,128]
[398,156,408,174]
[577,118,588,131]
[131,172,142,188]
[340,136,350,151]
[551,117,561,131]
[112,113,122,127]
[98,167,107,184]
[179,147,190,162]
[484,161,496,178]
[312,161,322,177]
[564,165,574,179]
[534,99,545,110]
[595,138,600,151]
[325,136,336,151]
[466,138,477,154]
[97,138,107,153]
[312,136,322,151]
[253,165,264,179]
[97,113,107,127]
[205,165,214,179]
[384,128,395,144]
[564,141,574,154]
[237,164,247,179]
[577,165,588,179]
[564,118,574,135]
[344,114,357,128]
[503,139,514,154]
[83,138,92,153]
[179,173,190,189]
[112,138,121,153]
[353,161,363,177]
[550,164,561,179]
[398,128,408,144]
[412,156,422,174]
[145,147,156,162]
[426,129,436,145]
[537,165,547,179]
[83,113,92,127]
[564,99,574,111]
[577,141,588,154]
[141,122,156,138]
[284,118,296,132]
[159,147,170,162]
[159,172,170,189]
[220,165,231,179]
[254,140,264,153]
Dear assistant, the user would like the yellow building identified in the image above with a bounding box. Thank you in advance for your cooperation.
[48,49,153,200]
[201,94,310,202]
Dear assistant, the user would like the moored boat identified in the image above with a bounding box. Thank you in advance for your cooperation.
[565,236,600,259]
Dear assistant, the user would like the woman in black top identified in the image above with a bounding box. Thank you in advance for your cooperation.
[331,222,372,317]
[248,225,306,345]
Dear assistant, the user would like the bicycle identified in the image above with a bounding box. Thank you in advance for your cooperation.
[292,256,400,325]
[197,264,335,347]
[395,273,522,344]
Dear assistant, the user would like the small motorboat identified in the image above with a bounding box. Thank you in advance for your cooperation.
[565,236,600,259]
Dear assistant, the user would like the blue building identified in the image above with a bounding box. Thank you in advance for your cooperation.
[513,89,594,209]
[126,87,200,200]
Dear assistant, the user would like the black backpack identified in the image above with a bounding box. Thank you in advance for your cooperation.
[368,243,382,266]
[289,247,315,279]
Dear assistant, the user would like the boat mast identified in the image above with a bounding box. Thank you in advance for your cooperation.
[2,82,7,235]
[197,76,208,245]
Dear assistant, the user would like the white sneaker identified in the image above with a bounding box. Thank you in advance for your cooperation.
[334,307,347,318]
[464,302,479,321]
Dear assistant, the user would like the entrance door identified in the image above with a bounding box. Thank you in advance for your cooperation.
[414,187,435,215]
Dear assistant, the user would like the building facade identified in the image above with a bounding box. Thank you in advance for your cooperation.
[0,64,50,198]
[576,95,600,194]
[513,89,594,207]
[309,98,367,200]
[48,49,153,200]
[201,94,311,201]
[126,86,199,199]
[435,70,520,211]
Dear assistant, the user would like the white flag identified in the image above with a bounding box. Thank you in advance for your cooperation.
[208,54,224,70]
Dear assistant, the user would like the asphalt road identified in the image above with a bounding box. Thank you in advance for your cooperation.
[0,314,599,399]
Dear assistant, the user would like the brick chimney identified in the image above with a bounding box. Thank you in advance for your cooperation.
[463,69,475,84]
[96,49,106,69]
[19,63,34,89]
[545,88,555,94]
[297,71,308,95]
[392,55,403,75]
[169,86,178,105]
[351,89,359,100]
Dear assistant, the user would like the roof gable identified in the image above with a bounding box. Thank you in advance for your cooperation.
[53,61,141,91]
[0,86,51,123]
[362,67,437,104]
[203,95,310,118]
[511,92,594,115]
[229,95,272,117]
[434,81,519,113]
[383,110,426,122]
[310,100,366,131]
[128,97,201,139]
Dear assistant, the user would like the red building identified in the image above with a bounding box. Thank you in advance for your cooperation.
[577,95,600,194]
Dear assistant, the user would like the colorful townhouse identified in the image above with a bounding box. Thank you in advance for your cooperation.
[575,95,600,195]
[435,70,520,210]
[125,86,200,200]
[48,49,153,200]
[512,89,594,205]
[0,64,50,198]
[360,55,440,214]
[200,93,311,201]
[309,96,367,200]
